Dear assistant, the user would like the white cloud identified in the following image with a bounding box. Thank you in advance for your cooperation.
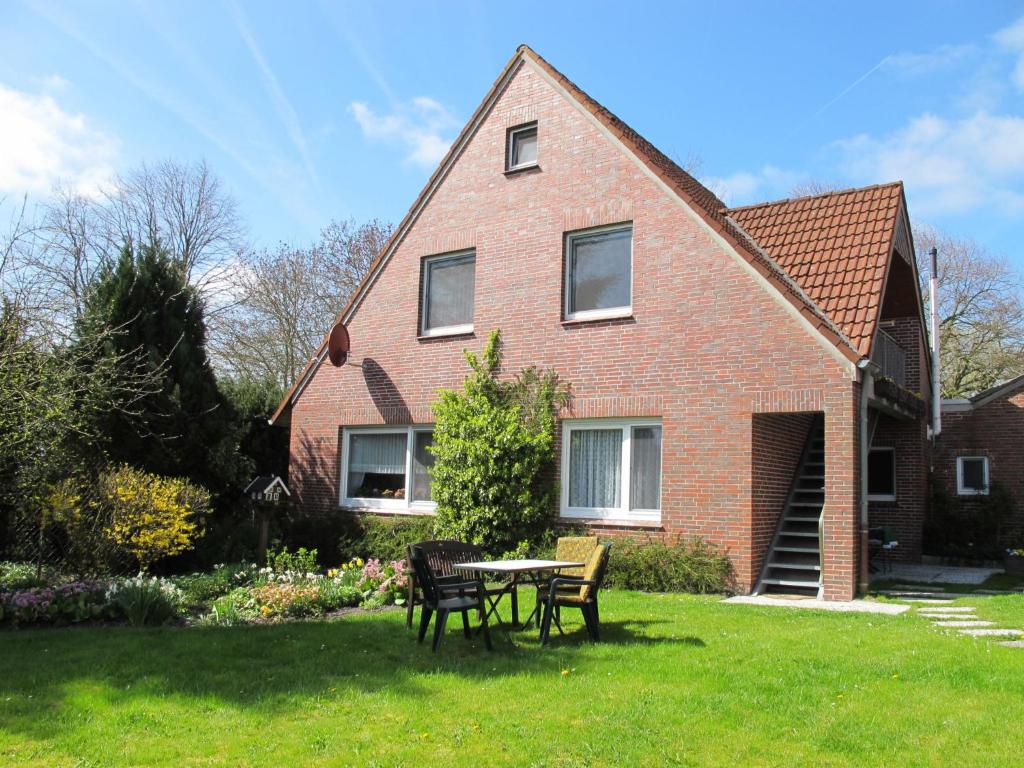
[703,166,802,206]
[835,111,1024,215]
[994,15,1024,89]
[882,44,976,76]
[350,96,458,168]
[0,83,117,196]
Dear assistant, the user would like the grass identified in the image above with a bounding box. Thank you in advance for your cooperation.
[1,590,1024,767]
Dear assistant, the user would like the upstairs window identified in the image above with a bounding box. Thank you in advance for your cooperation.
[957,456,989,496]
[867,447,896,501]
[421,251,475,336]
[564,225,633,321]
[506,123,538,171]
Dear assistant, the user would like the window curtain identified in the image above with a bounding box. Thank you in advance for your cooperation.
[570,228,631,313]
[427,256,475,329]
[568,428,622,508]
[411,432,434,502]
[630,426,662,510]
[349,433,407,474]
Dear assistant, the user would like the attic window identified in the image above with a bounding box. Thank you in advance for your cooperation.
[506,123,538,171]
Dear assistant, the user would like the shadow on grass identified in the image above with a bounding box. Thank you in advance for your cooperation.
[0,607,705,744]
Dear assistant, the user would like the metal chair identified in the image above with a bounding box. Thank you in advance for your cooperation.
[405,540,504,628]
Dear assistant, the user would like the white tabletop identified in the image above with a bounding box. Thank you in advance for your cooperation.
[453,559,585,574]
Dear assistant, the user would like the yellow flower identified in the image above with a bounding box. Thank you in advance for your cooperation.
[355,558,364,568]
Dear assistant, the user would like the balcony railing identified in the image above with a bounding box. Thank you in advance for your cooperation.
[873,329,906,389]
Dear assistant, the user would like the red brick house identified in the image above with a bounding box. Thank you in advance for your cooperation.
[272,45,933,600]
[935,374,1024,546]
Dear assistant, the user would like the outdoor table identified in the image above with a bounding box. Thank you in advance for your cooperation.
[452,559,585,629]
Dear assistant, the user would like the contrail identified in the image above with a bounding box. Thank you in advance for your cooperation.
[811,55,891,119]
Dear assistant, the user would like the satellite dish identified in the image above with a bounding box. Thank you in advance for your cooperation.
[327,322,351,367]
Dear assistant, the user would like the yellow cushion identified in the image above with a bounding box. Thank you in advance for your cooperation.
[579,544,608,601]
[555,536,598,578]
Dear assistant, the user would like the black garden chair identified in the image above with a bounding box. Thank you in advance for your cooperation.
[405,539,504,628]
[408,545,493,652]
[538,542,611,644]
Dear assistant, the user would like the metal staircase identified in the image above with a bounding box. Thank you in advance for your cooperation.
[755,416,825,598]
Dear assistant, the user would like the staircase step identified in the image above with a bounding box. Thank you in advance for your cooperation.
[769,560,820,570]
[762,577,822,587]
[789,501,824,508]
[775,544,820,553]
[777,531,819,538]
[785,516,821,523]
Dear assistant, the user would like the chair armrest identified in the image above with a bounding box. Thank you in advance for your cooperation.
[549,577,597,590]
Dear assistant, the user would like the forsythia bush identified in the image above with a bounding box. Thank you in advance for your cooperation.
[100,465,211,572]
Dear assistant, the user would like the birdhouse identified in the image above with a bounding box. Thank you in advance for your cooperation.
[243,475,290,504]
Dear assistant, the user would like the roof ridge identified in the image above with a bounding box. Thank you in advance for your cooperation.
[725,181,904,214]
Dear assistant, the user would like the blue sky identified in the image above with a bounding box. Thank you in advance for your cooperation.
[2,1,1023,266]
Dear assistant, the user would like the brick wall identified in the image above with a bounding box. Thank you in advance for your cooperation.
[868,413,929,560]
[935,386,1024,541]
[750,412,817,587]
[288,59,862,598]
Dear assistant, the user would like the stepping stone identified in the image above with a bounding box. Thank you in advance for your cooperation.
[958,628,1024,637]
[901,598,956,603]
[920,612,977,619]
[934,620,994,628]
[999,640,1024,648]
[921,610,974,618]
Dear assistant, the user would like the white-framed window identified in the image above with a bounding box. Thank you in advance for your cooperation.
[564,224,633,321]
[421,251,475,336]
[340,426,436,511]
[957,456,989,496]
[560,418,662,522]
[867,447,896,501]
[506,122,538,170]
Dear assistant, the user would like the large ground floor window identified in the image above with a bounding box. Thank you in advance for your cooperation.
[560,418,662,522]
[340,426,435,511]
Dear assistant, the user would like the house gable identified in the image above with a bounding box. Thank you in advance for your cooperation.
[273,45,865,425]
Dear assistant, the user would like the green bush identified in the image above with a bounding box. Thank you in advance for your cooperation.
[924,480,1015,561]
[338,514,437,563]
[172,563,256,610]
[205,587,259,627]
[604,537,733,594]
[266,546,319,575]
[0,561,48,590]
[430,330,570,554]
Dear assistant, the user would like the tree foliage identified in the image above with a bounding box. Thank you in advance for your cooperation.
[916,224,1024,397]
[79,242,241,497]
[209,218,392,388]
[430,330,571,554]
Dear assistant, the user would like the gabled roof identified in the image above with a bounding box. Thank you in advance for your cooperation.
[943,372,1024,412]
[728,183,905,357]
[273,45,904,425]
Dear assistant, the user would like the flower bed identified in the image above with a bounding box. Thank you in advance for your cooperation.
[0,549,409,630]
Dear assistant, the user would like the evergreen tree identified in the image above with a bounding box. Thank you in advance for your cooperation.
[79,242,241,496]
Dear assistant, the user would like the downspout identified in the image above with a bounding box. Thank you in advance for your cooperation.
[930,247,942,438]
[857,358,873,595]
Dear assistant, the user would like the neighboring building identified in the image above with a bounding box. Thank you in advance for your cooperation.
[272,45,933,600]
[936,374,1024,542]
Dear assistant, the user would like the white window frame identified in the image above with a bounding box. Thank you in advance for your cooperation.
[420,251,475,337]
[340,426,437,513]
[956,455,989,496]
[563,224,634,322]
[506,123,538,171]
[559,418,662,523]
[867,446,897,502]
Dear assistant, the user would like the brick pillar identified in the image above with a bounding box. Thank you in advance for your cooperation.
[822,382,860,600]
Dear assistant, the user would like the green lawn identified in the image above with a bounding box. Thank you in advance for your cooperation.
[2,591,1023,767]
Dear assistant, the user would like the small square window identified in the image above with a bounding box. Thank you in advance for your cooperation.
[867,447,896,501]
[507,124,537,170]
[421,252,475,336]
[957,456,989,495]
[564,225,633,321]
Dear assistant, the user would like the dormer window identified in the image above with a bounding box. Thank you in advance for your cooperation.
[506,123,538,171]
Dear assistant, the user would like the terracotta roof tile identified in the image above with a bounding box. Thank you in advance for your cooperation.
[728,183,904,356]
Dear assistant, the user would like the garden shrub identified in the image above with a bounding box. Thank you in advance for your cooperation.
[338,514,437,563]
[0,561,48,590]
[101,465,211,572]
[924,480,1015,561]
[430,329,570,554]
[266,546,319,576]
[604,537,733,594]
[172,563,257,610]
[105,575,183,626]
